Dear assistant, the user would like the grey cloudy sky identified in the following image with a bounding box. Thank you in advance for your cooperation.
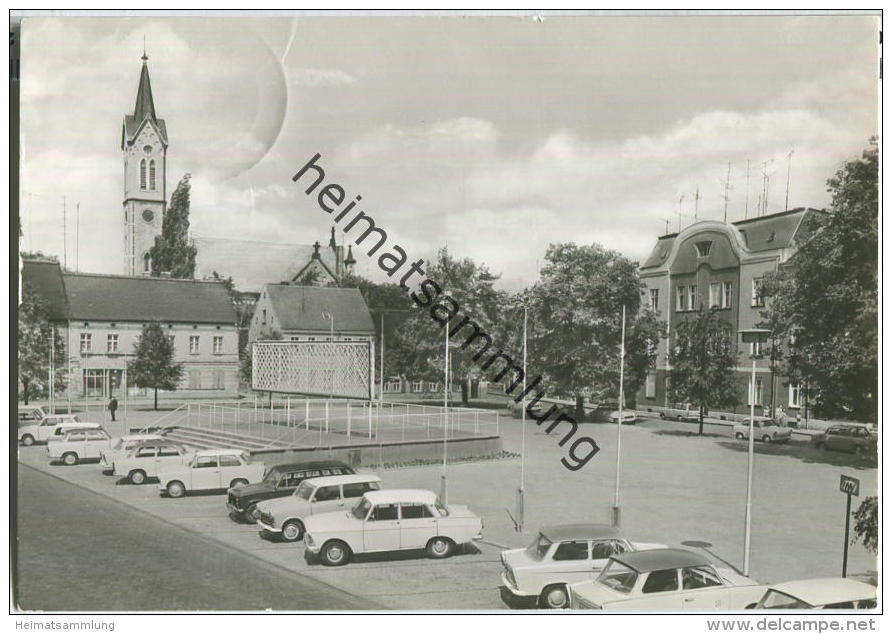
[20,14,879,289]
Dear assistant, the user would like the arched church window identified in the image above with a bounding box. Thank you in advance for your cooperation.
[143,252,151,273]
[140,159,147,190]
[149,160,156,190]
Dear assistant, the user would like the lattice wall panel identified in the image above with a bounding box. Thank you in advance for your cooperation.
[252,341,373,399]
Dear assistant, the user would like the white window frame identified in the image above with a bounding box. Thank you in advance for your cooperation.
[189,335,200,355]
[676,286,686,311]
[722,281,733,309]
[748,377,764,406]
[107,333,119,353]
[688,285,697,311]
[650,288,659,313]
[213,336,224,355]
[709,282,720,308]
[789,382,802,408]
[750,341,763,357]
[80,332,92,353]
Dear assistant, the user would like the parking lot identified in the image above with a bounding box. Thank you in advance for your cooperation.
[15,409,878,610]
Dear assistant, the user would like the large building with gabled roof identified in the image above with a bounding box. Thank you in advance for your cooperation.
[637,207,822,419]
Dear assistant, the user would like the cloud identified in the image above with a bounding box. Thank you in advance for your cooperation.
[288,68,357,86]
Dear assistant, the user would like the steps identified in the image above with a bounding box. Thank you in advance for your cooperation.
[161,425,294,453]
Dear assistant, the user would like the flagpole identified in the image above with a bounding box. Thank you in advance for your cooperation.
[612,305,626,527]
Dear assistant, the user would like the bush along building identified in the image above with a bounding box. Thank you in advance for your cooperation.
[22,258,239,397]
[637,208,821,420]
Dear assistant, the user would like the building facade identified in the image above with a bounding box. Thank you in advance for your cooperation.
[636,208,819,418]
[122,52,168,276]
[23,259,239,397]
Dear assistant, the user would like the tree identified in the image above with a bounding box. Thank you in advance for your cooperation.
[150,174,197,279]
[525,243,661,420]
[18,281,67,404]
[667,306,740,435]
[129,323,183,410]
[851,496,878,554]
[760,140,878,422]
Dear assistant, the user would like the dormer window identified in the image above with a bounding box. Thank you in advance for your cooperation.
[767,231,776,243]
[695,241,712,257]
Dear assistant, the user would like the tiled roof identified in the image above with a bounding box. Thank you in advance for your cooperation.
[732,207,815,252]
[121,59,168,147]
[264,285,374,334]
[193,236,339,293]
[21,259,69,320]
[63,272,236,324]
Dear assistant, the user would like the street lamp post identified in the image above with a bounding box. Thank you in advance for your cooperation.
[322,312,334,400]
[612,305,626,527]
[441,313,450,504]
[517,304,528,532]
[739,328,771,577]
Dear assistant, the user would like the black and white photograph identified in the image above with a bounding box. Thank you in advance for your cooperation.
[11,10,881,621]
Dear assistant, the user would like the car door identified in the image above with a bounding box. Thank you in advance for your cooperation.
[678,565,729,610]
[363,503,401,552]
[191,455,221,490]
[825,427,848,451]
[590,539,628,576]
[398,503,438,549]
[84,430,111,458]
[134,445,158,471]
[543,539,595,585]
[218,454,245,488]
[38,418,58,441]
[155,445,184,475]
[311,484,345,513]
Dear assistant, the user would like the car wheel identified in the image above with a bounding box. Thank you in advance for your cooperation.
[245,503,260,523]
[762,435,772,443]
[425,536,455,559]
[321,540,351,566]
[677,415,684,421]
[129,469,147,485]
[735,432,745,440]
[62,452,78,466]
[230,478,248,489]
[539,584,570,609]
[281,519,305,542]
[21,434,35,447]
[167,481,186,498]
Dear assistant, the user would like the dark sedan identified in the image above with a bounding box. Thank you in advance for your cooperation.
[811,424,877,456]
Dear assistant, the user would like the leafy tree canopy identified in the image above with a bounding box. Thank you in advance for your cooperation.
[150,174,197,279]
[129,323,183,409]
[18,280,67,403]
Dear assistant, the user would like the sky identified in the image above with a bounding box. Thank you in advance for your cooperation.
[19,13,880,290]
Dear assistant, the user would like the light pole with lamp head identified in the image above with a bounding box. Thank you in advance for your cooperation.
[738,327,771,577]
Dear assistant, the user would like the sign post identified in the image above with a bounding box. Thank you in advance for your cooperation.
[839,474,860,577]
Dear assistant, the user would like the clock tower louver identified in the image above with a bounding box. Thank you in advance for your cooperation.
[122,51,168,276]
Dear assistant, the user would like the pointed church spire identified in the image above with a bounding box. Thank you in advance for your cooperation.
[134,50,156,123]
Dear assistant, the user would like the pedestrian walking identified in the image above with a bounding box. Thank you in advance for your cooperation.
[108,396,118,422]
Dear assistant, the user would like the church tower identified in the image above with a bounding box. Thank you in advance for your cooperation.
[122,51,168,275]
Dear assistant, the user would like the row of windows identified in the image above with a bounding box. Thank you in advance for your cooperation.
[288,336,354,342]
[667,279,766,312]
[79,333,225,354]
[139,159,157,191]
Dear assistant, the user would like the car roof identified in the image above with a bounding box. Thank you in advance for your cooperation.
[363,489,438,505]
[304,473,382,488]
[268,460,351,473]
[768,578,876,605]
[612,548,710,572]
[829,423,872,430]
[193,448,248,457]
[120,434,164,441]
[58,422,102,429]
[540,523,624,542]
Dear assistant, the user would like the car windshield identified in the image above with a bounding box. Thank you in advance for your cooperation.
[295,482,314,500]
[262,469,281,485]
[597,560,638,594]
[757,590,812,609]
[525,534,553,560]
[352,497,371,520]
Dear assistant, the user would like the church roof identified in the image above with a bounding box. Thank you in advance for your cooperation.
[63,272,236,324]
[193,235,340,293]
[263,285,374,334]
[122,57,168,148]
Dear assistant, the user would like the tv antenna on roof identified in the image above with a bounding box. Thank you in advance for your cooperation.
[720,162,733,223]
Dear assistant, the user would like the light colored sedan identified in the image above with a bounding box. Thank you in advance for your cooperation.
[569,549,765,610]
[256,473,382,542]
[500,524,665,609]
[113,441,193,484]
[608,410,638,424]
[732,419,792,443]
[46,427,113,465]
[158,449,265,498]
[99,434,164,474]
[752,578,876,609]
[303,489,483,566]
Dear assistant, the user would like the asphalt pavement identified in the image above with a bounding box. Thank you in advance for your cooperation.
[13,464,380,611]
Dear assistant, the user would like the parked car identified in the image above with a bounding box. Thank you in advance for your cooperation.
[660,404,700,422]
[227,460,356,522]
[732,419,792,443]
[112,440,193,484]
[509,399,543,419]
[18,414,83,445]
[256,473,382,542]
[99,434,165,474]
[751,578,876,609]
[18,405,48,423]
[568,548,765,610]
[810,424,877,456]
[158,449,265,498]
[500,524,666,609]
[46,427,113,465]
[608,410,638,424]
[304,489,483,566]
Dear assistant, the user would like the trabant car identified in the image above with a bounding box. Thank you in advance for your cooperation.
[732,419,792,443]
[568,548,765,611]
[256,473,382,542]
[99,434,165,474]
[500,524,666,609]
[227,460,355,523]
[158,449,265,498]
[810,424,877,456]
[18,405,48,423]
[19,414,83,445]
[46,427,113,465]
[751,578,876,609]
[608,410,638,424]
[112,440,192,484]
[304,489,483,566]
